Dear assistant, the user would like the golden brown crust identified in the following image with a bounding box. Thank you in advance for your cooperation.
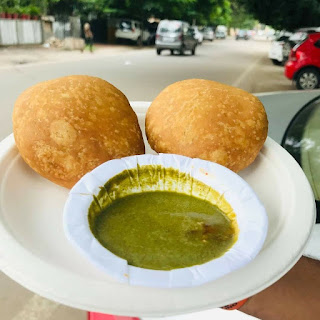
[13,75,145,188]
[146,79,268,172]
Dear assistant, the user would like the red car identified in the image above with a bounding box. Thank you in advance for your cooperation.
[285,32,320,90]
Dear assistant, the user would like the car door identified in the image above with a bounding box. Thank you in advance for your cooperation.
[117,20,132,39]
[183,25,195,49]
[312,36,320,68]
[132,21,139,41]
[181,23,189,48]
[188,28,197,47]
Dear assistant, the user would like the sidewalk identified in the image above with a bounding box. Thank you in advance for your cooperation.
[0,44,149,68]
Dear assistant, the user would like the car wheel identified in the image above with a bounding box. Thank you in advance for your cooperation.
[271,59,282,66]
[156,49,161,55]
[191,46,196,55]
[296,68,320,90]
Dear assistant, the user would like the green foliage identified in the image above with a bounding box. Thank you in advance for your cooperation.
[28,5,41,15]
[6,7,16,13]
[3,0,236,26]
[229,1,256,29]
[3,0,42,15]
[47,0,233,26]
[239,0,320,30]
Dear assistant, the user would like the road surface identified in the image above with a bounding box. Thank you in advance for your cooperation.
[0,39,292,141]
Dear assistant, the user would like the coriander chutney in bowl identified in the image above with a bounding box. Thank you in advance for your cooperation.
[88,165,238,270]
[64,153,267,287]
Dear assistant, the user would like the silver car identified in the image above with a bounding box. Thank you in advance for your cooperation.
[203,27,214,41]
[155,20,198,55]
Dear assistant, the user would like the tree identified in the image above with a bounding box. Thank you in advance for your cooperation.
[229,1,256,29]
[6,0,234,27]
[193,0,232,26]
[77,0,233,27]
[239,0,320,30]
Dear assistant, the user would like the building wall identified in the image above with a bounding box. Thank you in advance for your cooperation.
[52,21,71,39]
[0,19,42,45]
[0,16,80,45]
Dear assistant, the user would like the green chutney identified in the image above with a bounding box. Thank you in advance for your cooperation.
[88,165,238,270]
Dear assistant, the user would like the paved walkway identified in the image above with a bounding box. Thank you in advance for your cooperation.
[0,44,148,68]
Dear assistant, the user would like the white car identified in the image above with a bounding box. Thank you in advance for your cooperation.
[215,25,227,39]
[115,19,150,44]
[203,27,214,41]
[215,30,226,39]
[268,32,292,65]
[191,26,204,44]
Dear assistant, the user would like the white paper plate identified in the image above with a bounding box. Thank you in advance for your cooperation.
[0,101,316,317]
[64,153,268,288]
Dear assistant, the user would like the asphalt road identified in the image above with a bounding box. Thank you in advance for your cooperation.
[0,39,292,141]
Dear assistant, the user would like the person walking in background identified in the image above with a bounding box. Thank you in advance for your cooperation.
[83,22,94,53]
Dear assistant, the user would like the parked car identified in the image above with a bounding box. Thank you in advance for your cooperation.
[215,30,226,39]
[268,31,292,65]
[236,30,249,40]
[155,20,197,55]
[202,27,214,41]
[215,25,227,39]
[285,32,320,90]
[282,27,320,63]
[115,19,150,44]
[191,26,203,44]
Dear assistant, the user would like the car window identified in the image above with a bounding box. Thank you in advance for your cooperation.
[277,36,289,41]
[289,32,308,42]
[282,96,320,223]
[183,24,189,34]
[186,28,194,36]
[306,29,318,34]
[159,21,182,33]
[119,20,132,30]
